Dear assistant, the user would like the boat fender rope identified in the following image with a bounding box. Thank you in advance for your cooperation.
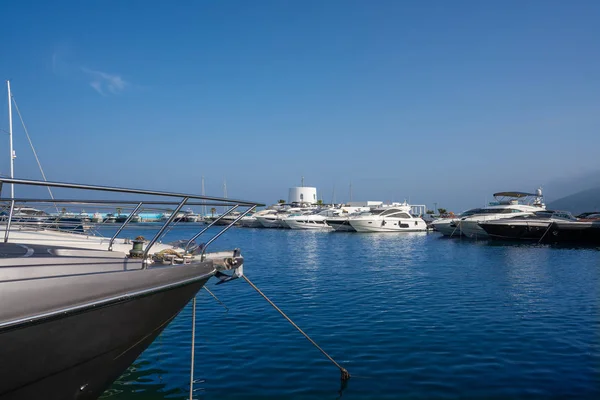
[242,275,350,382]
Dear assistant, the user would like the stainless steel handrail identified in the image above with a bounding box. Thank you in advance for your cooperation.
[142,197,189,267]
[184,205,240,253]
[0,198,247,206]
[0,177,263,262]
[201,206,256,260]
[108,202,143,251]
[0,177,260,206]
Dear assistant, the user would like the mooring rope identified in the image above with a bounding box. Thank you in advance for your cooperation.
[203,286,229,312]
[189,296,197,400]
[538,222,554,244]
[242,275,350,382]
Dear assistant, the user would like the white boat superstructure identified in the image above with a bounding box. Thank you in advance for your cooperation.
[458,190,546,239]
[348,202,428,233]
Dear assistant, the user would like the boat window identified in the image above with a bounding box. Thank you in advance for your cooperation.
[380,209,399,216]
[390,212,411,218]
[370,210,385,215]
[461,208,482,216]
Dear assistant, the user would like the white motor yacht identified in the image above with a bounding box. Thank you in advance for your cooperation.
[458,189,546,239]
[349,202,428,233]
[0,206,50,226]
[283,209,338,230]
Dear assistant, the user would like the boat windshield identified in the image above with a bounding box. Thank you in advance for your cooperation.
[367,209,386,215]
[460,208,483,217]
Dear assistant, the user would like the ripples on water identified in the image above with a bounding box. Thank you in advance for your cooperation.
[101,227,600,399]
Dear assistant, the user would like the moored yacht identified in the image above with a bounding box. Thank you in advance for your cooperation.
[480,210,600,244]
[478,210,577,241]
[283,208,337,230]
[348,202,428,233]
[459,189,546,239]
[0,206,50,225]
[0,177,261,400]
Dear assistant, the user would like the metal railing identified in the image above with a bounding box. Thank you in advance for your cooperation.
[0,177,264,265]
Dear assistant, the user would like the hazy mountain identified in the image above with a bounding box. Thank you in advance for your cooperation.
[547,186,600,215]
[543,169,600,202]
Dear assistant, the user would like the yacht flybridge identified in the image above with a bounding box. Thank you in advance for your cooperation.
[0,177,262,399]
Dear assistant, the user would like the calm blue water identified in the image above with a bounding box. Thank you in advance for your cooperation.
[99,226,600,399]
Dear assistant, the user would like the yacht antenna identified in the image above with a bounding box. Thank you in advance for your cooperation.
[7,81,14,199]
[301,176,304,187]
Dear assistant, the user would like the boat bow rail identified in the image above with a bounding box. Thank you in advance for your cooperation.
[0,177,263,266]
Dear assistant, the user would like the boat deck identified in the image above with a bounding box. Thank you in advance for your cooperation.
[0,242,126,259]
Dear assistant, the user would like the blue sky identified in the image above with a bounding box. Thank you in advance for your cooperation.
[1,0,599,211]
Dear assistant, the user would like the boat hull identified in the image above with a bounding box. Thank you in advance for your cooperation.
[458,220,489,239]
[255,216,284,228]
[0,276,209,400]
[326,218,356,232]
[284,218,333,230]
[542,221,600,245]
[479,221,551,241]
[431,219,463,237]
[0,241,217,400]
[349,218,427,233]
[239,217,263,228]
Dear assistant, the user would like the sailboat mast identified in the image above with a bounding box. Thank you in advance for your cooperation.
[7,81,14,198]
[201,176,206,217]
[223,178,227,214]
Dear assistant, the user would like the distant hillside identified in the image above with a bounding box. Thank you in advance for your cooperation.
[543,170,600,202]
[547,186,600,215]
